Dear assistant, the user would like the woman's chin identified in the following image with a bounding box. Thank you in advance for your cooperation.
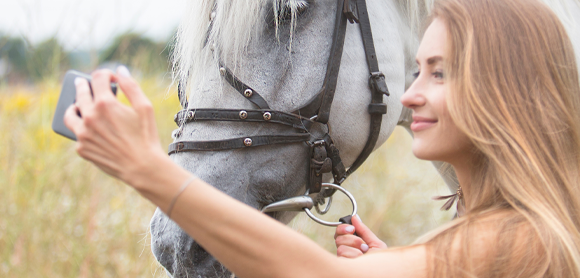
[411,142,440,161]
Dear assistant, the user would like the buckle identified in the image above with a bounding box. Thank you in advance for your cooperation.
[344,0,360,24]
[369,71,390,96]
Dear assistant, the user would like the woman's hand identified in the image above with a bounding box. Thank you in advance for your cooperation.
[63,67,166,187]
[334,215,388,258]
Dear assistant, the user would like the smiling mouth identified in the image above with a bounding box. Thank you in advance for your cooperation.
[410,118,438,132]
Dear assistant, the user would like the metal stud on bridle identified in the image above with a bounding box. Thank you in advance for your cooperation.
[239,110,248,119]
[243,89,253,97]
[263,112,272,121]
[243,138,253,147]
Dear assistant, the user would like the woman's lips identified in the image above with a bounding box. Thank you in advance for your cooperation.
[410,116,438,132]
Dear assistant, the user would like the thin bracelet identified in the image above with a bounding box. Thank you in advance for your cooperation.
[166,176,197,219]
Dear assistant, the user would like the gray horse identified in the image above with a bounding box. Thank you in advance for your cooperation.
[150,0,580,277]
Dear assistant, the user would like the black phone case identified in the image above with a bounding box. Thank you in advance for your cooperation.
[52,70,117,141]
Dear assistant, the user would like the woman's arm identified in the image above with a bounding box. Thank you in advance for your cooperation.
[64,68,428,278]
[137,152,428,278]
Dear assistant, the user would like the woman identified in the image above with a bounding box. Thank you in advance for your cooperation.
[335,0,580,276]
[64,0,580,276]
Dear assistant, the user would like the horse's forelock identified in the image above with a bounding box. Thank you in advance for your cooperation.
[172,0,309,104]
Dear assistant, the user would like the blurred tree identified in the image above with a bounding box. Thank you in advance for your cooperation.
[0,36,29,74]
[99,32,171,76]
[0,35,30,83]
[27,38,70,81]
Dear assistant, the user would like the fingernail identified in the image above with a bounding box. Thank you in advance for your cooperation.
[345,226,355,233]
[361,243,369,252]
[117,65,131,77]
[74,77,84,86]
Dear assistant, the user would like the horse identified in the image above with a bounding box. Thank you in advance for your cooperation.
[149,0,580,277]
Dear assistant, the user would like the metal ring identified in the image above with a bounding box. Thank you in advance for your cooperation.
[304,183,357,227]
[315,195,333,215]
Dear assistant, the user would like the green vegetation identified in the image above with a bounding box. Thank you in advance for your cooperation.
[0,79,181,277]
[99,33,172,76]
[0,32,452,277]
[0,32,172,84]
[0,78,452,276]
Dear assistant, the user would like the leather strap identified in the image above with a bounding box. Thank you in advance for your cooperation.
[295,0,349,123]
[174,109,314,131]
[315,0,349,124]
[344,0,390,176]
[220,64,270,109]
[168,134,310,154]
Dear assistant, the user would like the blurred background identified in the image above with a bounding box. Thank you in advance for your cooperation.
[0,0,452,277]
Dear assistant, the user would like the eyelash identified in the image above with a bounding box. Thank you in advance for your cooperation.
[412,70,444,79]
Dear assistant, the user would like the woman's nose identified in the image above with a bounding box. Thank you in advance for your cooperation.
[400,80,426,109]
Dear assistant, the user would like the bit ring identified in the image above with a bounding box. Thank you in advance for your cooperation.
[314,195,333,215]
[304,183,357,227]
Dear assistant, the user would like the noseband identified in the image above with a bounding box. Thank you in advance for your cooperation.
[169,0,389,221]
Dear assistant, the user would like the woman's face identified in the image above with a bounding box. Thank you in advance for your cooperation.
[401,18,473,165]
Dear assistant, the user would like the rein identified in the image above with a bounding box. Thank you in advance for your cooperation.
[170,0,389,223]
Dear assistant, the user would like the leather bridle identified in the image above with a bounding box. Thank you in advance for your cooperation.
[169,0,390,212]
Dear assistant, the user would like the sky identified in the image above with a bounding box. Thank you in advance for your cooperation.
[0,0,186,50]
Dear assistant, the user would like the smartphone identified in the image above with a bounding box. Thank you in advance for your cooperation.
[52,70,117,141]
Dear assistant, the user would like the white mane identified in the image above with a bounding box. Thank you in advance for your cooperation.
[172,0,308,104]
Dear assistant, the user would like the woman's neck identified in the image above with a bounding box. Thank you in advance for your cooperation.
[450,156,476,211]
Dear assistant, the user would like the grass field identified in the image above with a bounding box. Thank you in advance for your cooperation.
[0,78,453,277]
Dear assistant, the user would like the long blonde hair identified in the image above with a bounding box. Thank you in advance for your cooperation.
[420,0,580,276]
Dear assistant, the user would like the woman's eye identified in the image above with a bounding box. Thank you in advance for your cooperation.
[412,71,420,79]
[433,70,444,79]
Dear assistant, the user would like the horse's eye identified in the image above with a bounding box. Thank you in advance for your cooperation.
[270,0,309,25]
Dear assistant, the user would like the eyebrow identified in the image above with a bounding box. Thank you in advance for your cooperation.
[415,56,444,65]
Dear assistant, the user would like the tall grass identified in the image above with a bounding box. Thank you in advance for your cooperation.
[0,78,452,277]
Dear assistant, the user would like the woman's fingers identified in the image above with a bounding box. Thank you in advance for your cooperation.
[114,66,158,138]
[74,77,93,115]
[334,216,388,258]
[334,224,356,239]
[64,104,82,133]
[335,234,365,250]
[115,66,149,108]
[336,244,364,258]
[91,69,117,102]
[351,215,388,250]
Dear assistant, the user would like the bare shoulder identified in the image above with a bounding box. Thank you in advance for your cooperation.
[423,209,545,276]
[332,210,541,278]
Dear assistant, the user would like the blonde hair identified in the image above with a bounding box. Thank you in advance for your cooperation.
[420,0,580,276]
